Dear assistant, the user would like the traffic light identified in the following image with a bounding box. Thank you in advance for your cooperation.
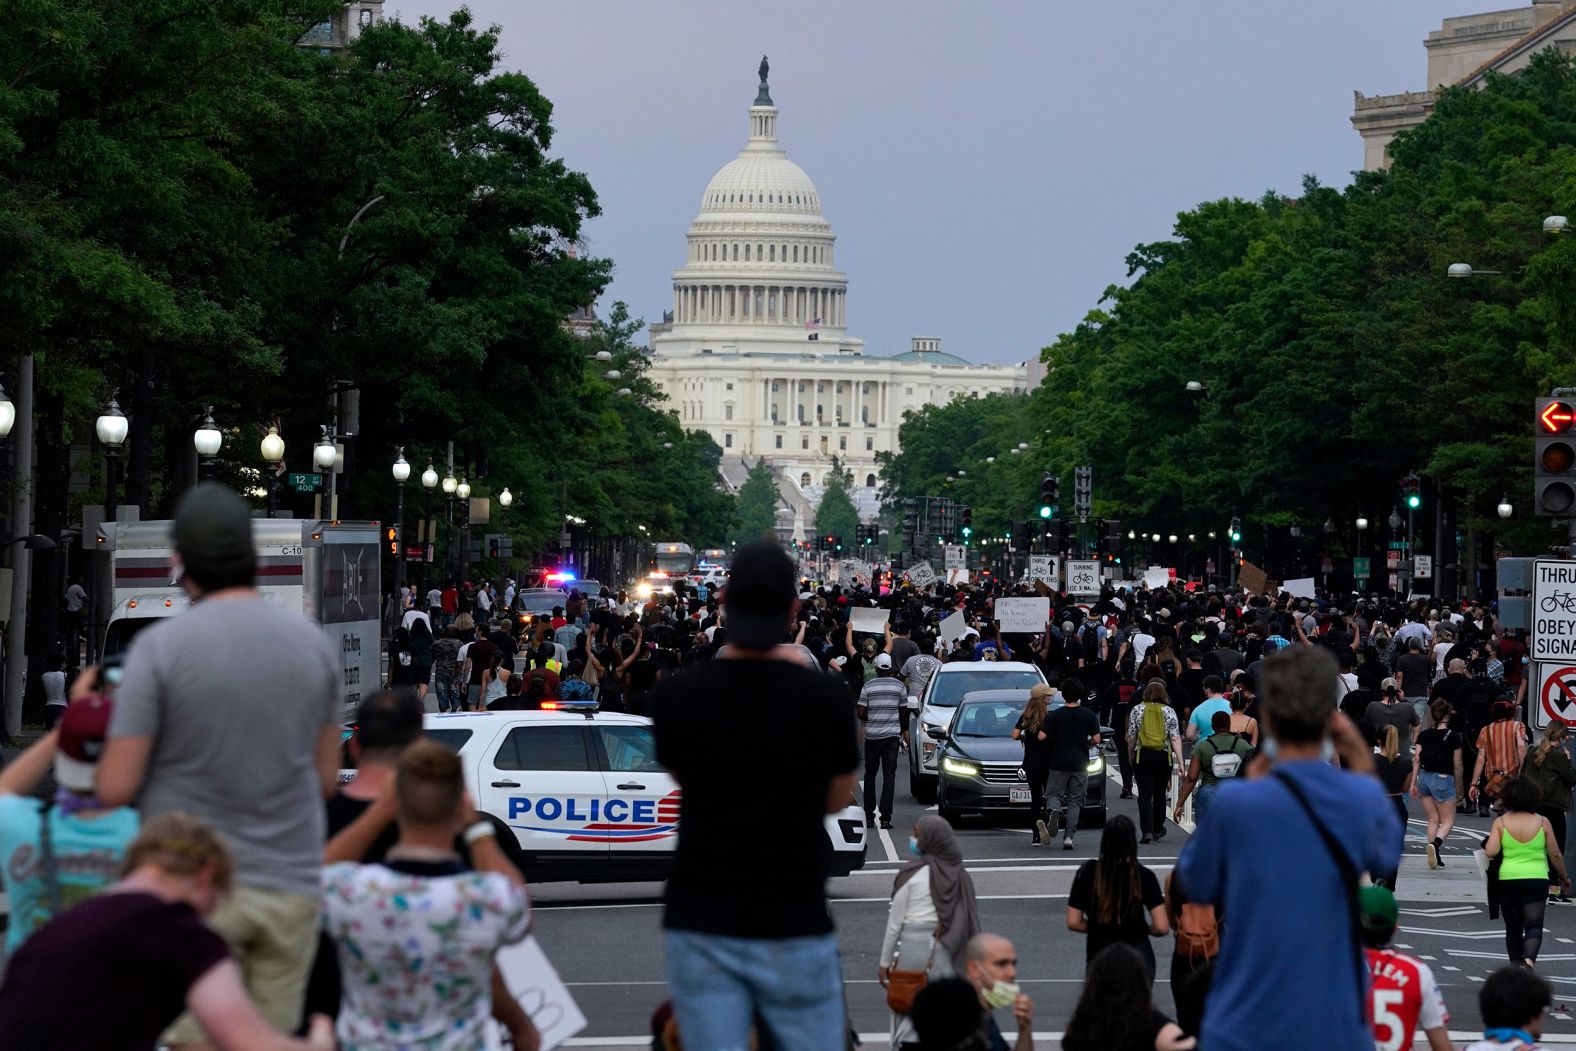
[902,498,918,549]
[1402,473,1422,511]
[1101,519,1122,558]
[385,524,399,558]
[830,535,843,553]
[961,506,973,539]
[1537,397,1576,515]
[1038,474,1059,519]
[1055,518,1073,555]
[1229,516,1242,545]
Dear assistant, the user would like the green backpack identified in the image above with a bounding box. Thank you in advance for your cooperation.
[1137,703,1169,756]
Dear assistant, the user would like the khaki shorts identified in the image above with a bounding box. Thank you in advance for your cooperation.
[163,884,319,1045]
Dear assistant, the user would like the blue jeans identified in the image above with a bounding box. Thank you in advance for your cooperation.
[432,678,460,713]
[1193,781,1216,827]
[664,929,846,1051]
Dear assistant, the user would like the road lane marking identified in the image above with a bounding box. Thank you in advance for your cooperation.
[877,824,899,863]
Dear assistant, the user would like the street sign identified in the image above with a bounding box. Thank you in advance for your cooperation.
[1386,550,1401,568]
[1353,556,1370,580]
[1535,663,1576,729]
[906,560,937,589]
[1028,554,1058,587]
[944,545,965,571]
[1387,541,1406,550]
[1065,559,1100,595]
[287,472,323,493]
[1533,559,1576,661]
[1320,557,1333,575]
[1414,555,1432,580]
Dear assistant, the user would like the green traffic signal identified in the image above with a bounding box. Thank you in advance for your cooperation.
[1230,530,1241,542]
[1038,506,1052,519]
[962,526,973,537]
[1406,494,1421,510]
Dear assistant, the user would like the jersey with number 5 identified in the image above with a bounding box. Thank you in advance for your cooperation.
[1366,947,1449,1051]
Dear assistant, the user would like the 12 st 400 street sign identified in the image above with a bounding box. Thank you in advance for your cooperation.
[1534,560,1576,661]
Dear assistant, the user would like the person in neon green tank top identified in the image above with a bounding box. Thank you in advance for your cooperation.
[1485,777,1571,966]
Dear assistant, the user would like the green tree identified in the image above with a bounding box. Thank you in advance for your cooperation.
[731,458,779,544]
[815,458,860,545]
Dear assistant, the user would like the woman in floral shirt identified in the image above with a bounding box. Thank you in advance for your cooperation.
[322,740,531,1049]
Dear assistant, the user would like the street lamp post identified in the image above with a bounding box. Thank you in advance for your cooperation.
[441,469,457,581]
[421,464,438,581]
[456,477,472,582]
[193,407,222,482]
[314,426,339,519]
[95,397,129,525]
[392,449,410,599]
[260,426,285,515]
[1498,495,1514,520]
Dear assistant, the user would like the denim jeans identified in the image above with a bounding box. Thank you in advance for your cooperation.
[664,929,846,1051]
[1193,781,1216,828]
[432,678,460,713]
[1045,769,1089,834]
[864,736,900,821]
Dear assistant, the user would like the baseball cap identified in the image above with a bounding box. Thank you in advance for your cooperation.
[173,483,255,580]
[874,653,893,670]
[1380,677,1398,692]
[722,542,796,649]
[55,694,114,793]
[1358,883,1398,937]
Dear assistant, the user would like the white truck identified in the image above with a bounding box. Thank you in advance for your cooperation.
[101,518,382,716]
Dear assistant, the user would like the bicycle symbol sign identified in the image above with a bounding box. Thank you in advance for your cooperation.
[1534,560,1576,661]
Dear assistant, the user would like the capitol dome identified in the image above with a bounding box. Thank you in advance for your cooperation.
[659,57,850,344]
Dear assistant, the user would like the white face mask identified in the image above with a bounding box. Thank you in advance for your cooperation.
[981,979,1020,1009]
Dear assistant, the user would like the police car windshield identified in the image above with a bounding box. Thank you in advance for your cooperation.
[426,729,474,753]
[954,701,1025,738]
[928,670,1041,708]
[517,591,565,614]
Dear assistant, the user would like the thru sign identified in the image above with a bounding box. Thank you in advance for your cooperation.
[1533,560,1576,661]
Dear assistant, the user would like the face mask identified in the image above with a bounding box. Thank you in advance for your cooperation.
[981,979,1020,1009]
[908,836,921,857]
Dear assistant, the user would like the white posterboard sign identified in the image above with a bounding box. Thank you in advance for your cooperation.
[1533,559,1576,662]
[1065,560,1100,595]
[939,610,968,641]
[1028,555,1059,587]
[996,596,1051,634]
[849,606,890,634]
[1143,568,1171,589]
[944,545,966,571]
[1282,577,1317,599]
[484,935,588,1051]
[906,561,937,589]
[1414,555,1432,580]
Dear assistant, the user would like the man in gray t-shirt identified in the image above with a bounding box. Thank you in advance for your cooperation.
[95,485,339,1038]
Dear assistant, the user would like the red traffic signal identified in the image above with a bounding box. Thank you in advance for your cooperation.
[1541,400,1575,434]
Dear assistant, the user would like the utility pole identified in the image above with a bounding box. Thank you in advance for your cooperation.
[4,353,33,740]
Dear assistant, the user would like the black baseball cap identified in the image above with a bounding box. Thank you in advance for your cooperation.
[723,542,796,650]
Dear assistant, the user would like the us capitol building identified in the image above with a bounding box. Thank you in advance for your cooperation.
[644,58,1027,529]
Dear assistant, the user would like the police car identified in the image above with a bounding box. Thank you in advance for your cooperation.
[362,709,867,883]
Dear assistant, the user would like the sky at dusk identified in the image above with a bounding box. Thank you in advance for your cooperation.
[392,1,1505,365]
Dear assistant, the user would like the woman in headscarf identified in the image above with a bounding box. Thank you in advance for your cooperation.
[878,815,981,1049]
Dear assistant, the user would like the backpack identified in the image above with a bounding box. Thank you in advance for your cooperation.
[1137,703,1169,754]
[1207,734,1246,779]
[1465,675,1497,727]
[1175,902,1221,962]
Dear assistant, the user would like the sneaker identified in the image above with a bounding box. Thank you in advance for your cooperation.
[1119,788,1134,800]
[1433,838,1445,868]
[866,815,876,829]
[880,817,893,830]
[1426,842,1439,869]
[1140,835,1153,845]
[1155,827,1168,841]
[1553,894,1574,906]
[1063,836,1075,851]
[1034,818,1050,845]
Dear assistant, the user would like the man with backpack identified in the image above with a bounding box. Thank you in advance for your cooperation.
[1173,711,1250,828]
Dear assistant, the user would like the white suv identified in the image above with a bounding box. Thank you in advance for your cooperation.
[907,661,1048,803]
[393,710,866,883]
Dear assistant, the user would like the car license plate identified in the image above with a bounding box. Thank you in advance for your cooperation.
[1009,786,1031,804]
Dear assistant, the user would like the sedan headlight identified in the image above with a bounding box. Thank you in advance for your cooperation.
[942,757,980,777]
[1086,754,1105,775]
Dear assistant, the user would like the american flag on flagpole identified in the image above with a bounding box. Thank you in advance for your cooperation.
[804,317,821,330]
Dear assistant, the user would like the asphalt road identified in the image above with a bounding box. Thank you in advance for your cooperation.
[528,754,1576,1049]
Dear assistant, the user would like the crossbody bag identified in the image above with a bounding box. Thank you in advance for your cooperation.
[886,924,942,1014]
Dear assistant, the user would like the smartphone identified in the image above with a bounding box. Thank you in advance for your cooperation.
[100,655,124,694]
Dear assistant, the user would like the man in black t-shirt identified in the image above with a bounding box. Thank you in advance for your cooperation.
[1043,677,1102,849]
[652,542,859,1050]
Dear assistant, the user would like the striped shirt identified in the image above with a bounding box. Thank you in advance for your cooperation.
[859,676,906,740]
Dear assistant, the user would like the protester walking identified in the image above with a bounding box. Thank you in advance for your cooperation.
[1061,944,1195,1051]
[1163,870,1217,1040]
[1359,884,1453,1051]
[1373,724,1413,888]
[1172,710,1249,830]
[1521,722,1576,905]
[1484,776,1572,966]
[879,815,980,1050]
[1471,700,1530,816]
[1039,676,1099,850]
[1066,816,1168,977]
[1462,965,1553,1051]
[1013,683,1055,846]
[1413,700,1464,870]
[1127,682,1182,843]
[859,652,908,830]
